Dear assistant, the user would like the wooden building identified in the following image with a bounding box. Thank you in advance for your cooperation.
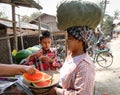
[0,18,47,64]
[30,13,59,32]
[0,0,43,64]
[29,13,67,45]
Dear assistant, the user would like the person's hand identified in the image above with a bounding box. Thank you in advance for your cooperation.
[26,52,42,62]
[40,56,53,63]
[27,54,35,61]
[48,87,57,95]
[21,66,36,75]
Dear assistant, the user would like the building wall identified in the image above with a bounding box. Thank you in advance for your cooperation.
[41,15,55,23]
[0,28,40,64]
[30,14,60,32]
[40,14,59,32]
[0,29,11,64]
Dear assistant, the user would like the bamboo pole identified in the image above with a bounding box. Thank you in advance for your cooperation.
[38,16,41,41]
[12,5,18,51]
[18,14,24,49]
[7,36,13,64]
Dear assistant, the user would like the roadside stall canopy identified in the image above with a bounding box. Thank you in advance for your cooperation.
[0,0,43,51]
[0,0,42,9]
[0,18,47,31]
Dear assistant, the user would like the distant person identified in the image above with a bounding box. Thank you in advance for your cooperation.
[20,31,62,71]
[112,31,117,39]
[0,63,36,77]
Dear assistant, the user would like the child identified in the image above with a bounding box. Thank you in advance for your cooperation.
[49,26,95,95]
[0,63,36,77]
[20,31,62,71]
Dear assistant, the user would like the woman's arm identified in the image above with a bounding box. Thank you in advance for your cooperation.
[0,64,36,77]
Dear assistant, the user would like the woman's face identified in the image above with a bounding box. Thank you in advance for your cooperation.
[40,38,52,50]
[67,34,82,52]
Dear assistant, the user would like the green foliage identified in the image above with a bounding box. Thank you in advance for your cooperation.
[30,12,40,20]
[97,1,120,36]
[0,11,8,18]
[57,0,103,30]
[20,12,40,22]
[99,1,105,12]
[20,15,30,22]
[102,14,114,35]
[101,10,120,36]
[113,10,120,20]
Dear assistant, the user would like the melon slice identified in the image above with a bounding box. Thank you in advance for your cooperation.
[32,80,52,88]
[23,69,52,83]
[23,71,44,83]
[42,72,52,81]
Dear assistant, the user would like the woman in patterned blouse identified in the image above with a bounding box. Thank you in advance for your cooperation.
[49,26,95,95]
[20,31,62,71]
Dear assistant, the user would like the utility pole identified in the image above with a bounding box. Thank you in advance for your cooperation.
[103,0,109,15]
[100,0,109,29]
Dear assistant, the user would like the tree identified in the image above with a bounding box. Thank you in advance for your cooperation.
[113,10,120,20]
[96,1,120,37]
[102,14,114,36]
[20,15,30,22]
[20,12,40,22]
[0,11,8,18]
[98,1,105,29]
[30,12,40,20]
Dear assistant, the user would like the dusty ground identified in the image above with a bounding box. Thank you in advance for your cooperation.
[95,36,120,95]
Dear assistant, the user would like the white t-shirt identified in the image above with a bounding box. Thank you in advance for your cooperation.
[59,53,85,86]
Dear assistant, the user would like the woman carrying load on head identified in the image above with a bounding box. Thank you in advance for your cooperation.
[48,0,103,95]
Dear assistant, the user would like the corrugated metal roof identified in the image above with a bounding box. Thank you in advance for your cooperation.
[0,0,42,10]
[0,19,47,30]
[29,13,56,24]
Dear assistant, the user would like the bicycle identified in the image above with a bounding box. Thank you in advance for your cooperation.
[87,44,113,68]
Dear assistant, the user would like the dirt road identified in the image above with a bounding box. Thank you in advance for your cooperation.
[95,36,120,95]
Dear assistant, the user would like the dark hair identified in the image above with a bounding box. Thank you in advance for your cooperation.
[39,31,52,41]
[82,41,88,53]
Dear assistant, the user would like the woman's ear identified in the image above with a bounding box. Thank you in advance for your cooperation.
[78,40,83,46]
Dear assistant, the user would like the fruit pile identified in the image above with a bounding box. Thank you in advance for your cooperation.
[13,45,41,64]
[23,69,52,88]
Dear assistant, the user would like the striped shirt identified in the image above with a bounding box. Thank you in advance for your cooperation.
[56,53,95,95]
[20,48,62,71]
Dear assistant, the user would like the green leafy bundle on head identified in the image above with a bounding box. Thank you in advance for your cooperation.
[56,0,103,30]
